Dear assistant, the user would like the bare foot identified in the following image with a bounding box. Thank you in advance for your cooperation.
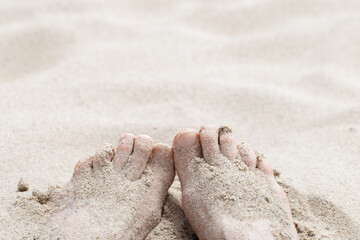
[173,125,298,240]
[41,134,174,240]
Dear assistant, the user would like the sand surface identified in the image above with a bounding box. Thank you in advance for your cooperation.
[1,0,360,239]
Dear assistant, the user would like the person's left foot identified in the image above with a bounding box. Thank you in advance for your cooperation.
[172,125,298,240]
[40,134,175,240]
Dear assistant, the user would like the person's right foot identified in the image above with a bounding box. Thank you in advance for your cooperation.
[41,134,175,240]
[173,125,298,240]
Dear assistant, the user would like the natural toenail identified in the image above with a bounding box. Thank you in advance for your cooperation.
[219,125,232,134]
[177,131,198,148]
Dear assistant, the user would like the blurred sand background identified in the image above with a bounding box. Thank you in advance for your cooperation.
[0,0,359,239]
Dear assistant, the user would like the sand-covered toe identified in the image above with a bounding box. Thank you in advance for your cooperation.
[39,139,174,240]
[173,126,297,240]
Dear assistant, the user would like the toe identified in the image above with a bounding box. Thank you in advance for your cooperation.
[118,144,175,240]
[256,154,294,219]
[219,126,237,161]
[113,133,135,171]
[237,142,257,171]
[173,129,202,187]
[72,157,92,179]
[199,125,220,165]
[256,154,274,178]
[145,144,175,202]
[92,144,116,171]
[125,135,153,181]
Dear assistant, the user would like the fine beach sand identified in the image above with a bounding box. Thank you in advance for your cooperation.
[1,0,360,239]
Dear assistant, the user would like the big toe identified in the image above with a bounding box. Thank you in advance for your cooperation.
[173,129,202,186]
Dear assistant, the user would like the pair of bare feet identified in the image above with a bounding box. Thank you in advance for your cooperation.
[41,125,298,240]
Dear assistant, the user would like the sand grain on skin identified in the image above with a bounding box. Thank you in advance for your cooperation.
[1,0,360,238]
[183,151,295,240]
[23,145,154,239]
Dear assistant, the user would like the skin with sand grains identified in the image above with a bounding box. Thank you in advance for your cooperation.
[172,125,298,240]
[38,127,297,240]
[39,134,175,239]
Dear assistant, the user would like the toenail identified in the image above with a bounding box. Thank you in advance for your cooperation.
[219,125,232,134]
[200,124,216,131]
[177,131,199,148]
[122,133,135,138]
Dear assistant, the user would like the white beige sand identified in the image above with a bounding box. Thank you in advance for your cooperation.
[0,0,360,239]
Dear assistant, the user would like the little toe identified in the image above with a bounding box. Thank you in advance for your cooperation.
[125,135,153,181]
[145,144,175,203]
[173,129,202,187]
[113,133,135,171]
[199,125,221,165]
[92,144,116,172]
[256,154,294,218]
[72,157,93,180]
[237,142,257,171]
[219,126,237,161]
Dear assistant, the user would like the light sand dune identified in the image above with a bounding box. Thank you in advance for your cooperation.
[0,0,359,239]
